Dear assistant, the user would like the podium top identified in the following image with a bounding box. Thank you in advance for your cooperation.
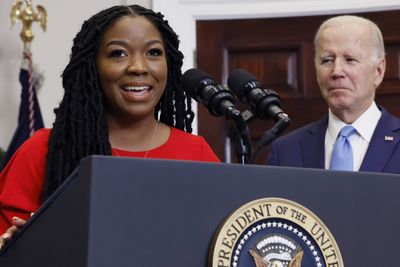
[0,156,399,267]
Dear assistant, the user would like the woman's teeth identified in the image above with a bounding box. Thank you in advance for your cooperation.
[123,85,150,92]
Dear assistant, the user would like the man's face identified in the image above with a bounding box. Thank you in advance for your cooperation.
[315,24,385,123]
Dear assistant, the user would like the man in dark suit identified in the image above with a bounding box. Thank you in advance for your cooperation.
[267,15,400,174]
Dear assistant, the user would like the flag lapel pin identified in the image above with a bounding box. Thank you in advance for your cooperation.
[384,136,394,141]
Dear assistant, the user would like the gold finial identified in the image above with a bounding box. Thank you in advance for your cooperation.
[10,0,47,45]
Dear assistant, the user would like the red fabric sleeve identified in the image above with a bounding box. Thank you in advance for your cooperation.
[198,136,221,162]
[0,129,49,233]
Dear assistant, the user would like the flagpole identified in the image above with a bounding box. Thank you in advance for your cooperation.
[1,0,47,170]
[10,0,47,137]
[10,0,47,44]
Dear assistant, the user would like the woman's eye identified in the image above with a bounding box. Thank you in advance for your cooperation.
[109,49,127,58]
[147,48,163,57]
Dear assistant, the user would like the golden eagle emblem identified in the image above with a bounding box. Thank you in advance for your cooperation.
[249,235,304,267]
[10,0,47,43]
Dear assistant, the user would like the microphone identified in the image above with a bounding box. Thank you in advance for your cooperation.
[228,69,291,164]
[181,68,237,118]
[181,68,252,164]
[227,69,285,121]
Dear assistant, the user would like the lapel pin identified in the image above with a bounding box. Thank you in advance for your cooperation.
[384,136,394,141]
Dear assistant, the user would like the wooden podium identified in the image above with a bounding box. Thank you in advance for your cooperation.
[0,156,399,266]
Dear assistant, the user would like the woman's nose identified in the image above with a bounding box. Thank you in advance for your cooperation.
[127,55,148,74]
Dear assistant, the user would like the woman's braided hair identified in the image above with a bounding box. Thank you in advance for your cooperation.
[42,5,194,201]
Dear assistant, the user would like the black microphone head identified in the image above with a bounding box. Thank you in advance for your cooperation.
[227,69,260,99]
[181,68,216,101]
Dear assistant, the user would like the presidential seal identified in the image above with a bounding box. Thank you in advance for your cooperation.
[209,198,343,267]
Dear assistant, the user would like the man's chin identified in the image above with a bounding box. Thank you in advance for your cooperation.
[328,99,349,113]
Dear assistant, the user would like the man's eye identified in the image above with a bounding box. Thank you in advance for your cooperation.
[345,57,357,63]
[147,48,163,57]
[109,49,127,58]
[321,58,333,64]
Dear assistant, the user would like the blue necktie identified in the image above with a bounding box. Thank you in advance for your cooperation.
[330,125,356,171]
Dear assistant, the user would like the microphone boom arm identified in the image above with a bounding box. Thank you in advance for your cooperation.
[225,105,252,164]
[250,112,291,164]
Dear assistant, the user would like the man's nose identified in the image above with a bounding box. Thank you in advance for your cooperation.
[331,59,345,78]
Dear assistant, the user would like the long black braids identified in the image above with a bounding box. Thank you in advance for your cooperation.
[42,5,194,201]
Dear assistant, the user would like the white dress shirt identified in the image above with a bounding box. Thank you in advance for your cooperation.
[325,102,381,171]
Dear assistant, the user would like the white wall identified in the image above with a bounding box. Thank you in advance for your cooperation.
[1,0,399,150]
[0,0,151,149]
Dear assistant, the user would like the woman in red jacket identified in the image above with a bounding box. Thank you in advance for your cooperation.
[0,4,220,248]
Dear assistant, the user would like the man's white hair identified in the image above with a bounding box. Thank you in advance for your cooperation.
[314,15,385,62]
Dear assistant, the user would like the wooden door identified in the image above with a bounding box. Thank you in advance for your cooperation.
[196,10,400,164]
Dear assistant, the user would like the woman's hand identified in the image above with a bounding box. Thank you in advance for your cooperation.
[0,217,27,250]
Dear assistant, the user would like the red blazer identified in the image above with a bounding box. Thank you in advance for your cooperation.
[0,128,220,233]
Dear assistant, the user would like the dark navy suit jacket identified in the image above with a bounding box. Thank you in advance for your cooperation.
[267,107,400,174]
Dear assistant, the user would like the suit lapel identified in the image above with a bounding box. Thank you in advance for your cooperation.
[301,117,327,168]
[360,108,400,172]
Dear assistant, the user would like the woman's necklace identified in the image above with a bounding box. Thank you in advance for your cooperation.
[112,121,159,159]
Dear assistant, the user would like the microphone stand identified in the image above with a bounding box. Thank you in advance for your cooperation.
[225,106,252,164]
[249,112,291,164]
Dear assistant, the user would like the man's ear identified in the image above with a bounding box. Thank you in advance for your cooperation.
[374,57,386,89]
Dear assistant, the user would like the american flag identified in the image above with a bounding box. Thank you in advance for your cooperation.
[0,52,44,171]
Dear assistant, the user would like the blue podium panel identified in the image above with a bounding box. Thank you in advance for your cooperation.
[0,156,399,266]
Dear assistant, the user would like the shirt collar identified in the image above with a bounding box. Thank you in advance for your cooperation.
[352,102,381,142]
[327,102,381,143]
